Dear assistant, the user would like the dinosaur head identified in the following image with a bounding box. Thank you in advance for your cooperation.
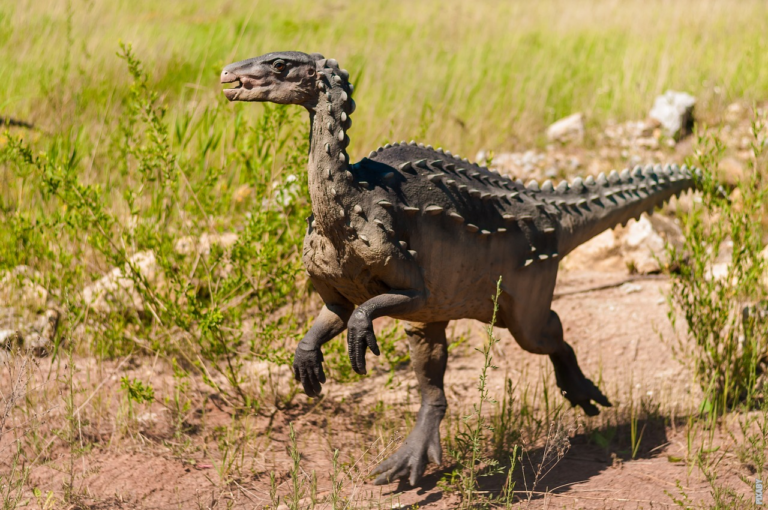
[220,51,325,105]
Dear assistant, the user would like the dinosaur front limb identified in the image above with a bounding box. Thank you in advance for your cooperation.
[373,322,447,486]
[293,303,353,397]
[347,291,425,375]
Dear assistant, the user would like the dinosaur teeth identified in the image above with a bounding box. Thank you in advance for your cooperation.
[597,172,608,186]
[497,228,507,233]
[571,177,584,191]
[541,180,554,192]
[446,179,456,185]
[543,227,555,233]
[538,254,549,260]
[609,170,620,183]
[354,205,363,214]
[325,143,331,154]
[465,224,479,233]
[502,214,515,221]
[480,230,491,236]
[425,205,444,215]
[374,219,386,228]
[524,259,534,267]
[399,240,408,249]
[377,200,393,208]
[468,189,482,198]
[526,180,540,191]
[403,206,419,215]
[480,192,492,201]
[358,181,369,188]
[326,168,331,179]
[448,212,464,223]
[556,181,569,193]
[408,250,418,258]
[585,176,596,186]
[620,169,631,182]
[358,234,369,244]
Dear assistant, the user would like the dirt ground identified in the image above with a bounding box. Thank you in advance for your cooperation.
[2,268,758,509]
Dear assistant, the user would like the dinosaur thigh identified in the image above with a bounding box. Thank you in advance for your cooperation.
[497,262,561,354]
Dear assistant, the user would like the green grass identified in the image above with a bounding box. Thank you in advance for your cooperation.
[4,0,768,155]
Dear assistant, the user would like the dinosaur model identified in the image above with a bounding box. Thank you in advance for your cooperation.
[220,51,697,486]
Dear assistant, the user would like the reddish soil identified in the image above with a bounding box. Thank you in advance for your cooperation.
[2,270,758,509]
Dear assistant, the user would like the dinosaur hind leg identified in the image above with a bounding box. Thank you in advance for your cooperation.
[499,296,611,416]
[373,321,448,486]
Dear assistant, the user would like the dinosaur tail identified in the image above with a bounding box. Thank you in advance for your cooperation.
[553,164,698,257]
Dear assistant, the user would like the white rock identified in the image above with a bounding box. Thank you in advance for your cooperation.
[175,232,239,256]
[620,216,668,274]
[620,283,643,294]
[0,330,22,350]
[82,251,160,314]
[649,91,696,139]
[546,113,585,142]
[0,266,48,311]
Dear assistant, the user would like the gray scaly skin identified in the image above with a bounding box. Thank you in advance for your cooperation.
[220,51,698,486]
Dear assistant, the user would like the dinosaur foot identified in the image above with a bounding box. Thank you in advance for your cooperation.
[550,344,612,416]
[372,412,443,486]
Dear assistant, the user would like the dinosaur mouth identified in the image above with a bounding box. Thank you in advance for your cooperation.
[221,70,247,101]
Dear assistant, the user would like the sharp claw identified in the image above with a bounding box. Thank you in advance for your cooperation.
[580,401,600,417]
[293,364,301,382]
[368,336,380,356]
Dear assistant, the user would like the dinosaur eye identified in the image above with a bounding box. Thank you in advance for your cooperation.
[272,60,286,72]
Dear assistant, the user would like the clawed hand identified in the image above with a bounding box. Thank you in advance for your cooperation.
[293,343,326,397]
[347,309,380,375]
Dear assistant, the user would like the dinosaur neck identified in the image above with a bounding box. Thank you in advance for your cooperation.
[306,60,356,235]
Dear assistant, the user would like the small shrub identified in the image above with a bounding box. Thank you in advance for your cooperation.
[666,110,768,412]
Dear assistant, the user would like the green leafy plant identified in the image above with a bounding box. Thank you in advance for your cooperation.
[666,111,768,413]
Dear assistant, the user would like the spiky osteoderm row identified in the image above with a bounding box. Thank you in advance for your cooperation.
[350,141,696,266]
